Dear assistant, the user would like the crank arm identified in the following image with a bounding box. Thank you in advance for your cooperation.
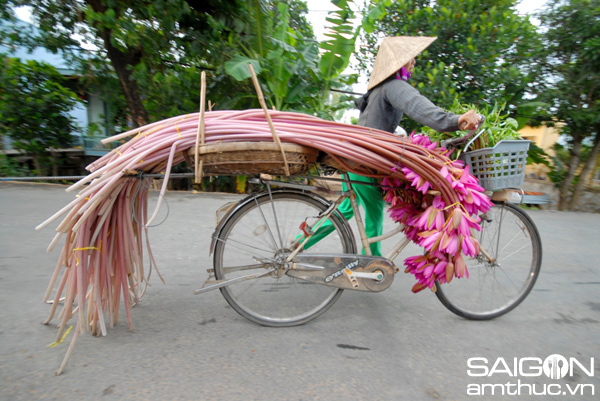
[343,269,386,289]
[194,267,276,295]
[351,271,386,280]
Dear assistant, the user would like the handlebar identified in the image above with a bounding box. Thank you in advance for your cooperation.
[440,114,486,152]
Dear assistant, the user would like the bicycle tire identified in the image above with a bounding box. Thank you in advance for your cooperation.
[213,190,356,327]
[435,202,542,320]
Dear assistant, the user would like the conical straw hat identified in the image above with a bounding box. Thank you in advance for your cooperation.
[367,36,437,90]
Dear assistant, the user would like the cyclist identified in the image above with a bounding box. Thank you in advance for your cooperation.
[305,36,480,256]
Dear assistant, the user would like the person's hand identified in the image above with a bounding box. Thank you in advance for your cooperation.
[458,110,481,130]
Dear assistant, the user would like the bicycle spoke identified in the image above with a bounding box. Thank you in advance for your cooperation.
[498,242,532,260]
[495,264,529,292]
[435,203,542,320]
[496,230,527,255]
[214,235,275,258]
[253,196,280,252]
[266,185,284,250]
[213,191,355,326]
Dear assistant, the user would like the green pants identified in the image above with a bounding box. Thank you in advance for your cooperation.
[302,173,384,256]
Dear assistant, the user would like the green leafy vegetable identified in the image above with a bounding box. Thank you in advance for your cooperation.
[421,100,523,152]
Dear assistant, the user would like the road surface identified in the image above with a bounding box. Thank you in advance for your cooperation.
[1,182,598,400]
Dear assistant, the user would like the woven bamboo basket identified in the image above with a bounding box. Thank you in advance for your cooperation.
[319,154,380,176]
[189,142,318,175]
[319,154,358,173]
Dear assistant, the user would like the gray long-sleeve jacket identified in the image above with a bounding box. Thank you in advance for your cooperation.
[357,78,460,134]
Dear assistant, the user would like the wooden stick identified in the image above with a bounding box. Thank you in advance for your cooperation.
[42,245,66,302]
[247,64,290,176]
[194,71,207,183]
[56,323,80,375]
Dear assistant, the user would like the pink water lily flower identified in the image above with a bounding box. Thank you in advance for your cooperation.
[381,177,407,205]
[404,255,428,274]
[379,133,495,292]
[389,203,419,224]
[462,188,494,215]
[403,225,421,242]
[439,165,453,185]
[439,231,461,255]
[447,207,481,237]
[409,133,439,151]
[422,262,435,278]
[447,166,486,200]
[473,188,493,208]
[450,166,472,193]
[414,205,444,231]
[383,190,403,206]
[432,195,445,209]
[381,176,402,190]
[454,254,468,279]
[402,167,432,194]
[449,159,465,169]
[418,230,442,252]
[433,259,448,275]
[462,235,479,258]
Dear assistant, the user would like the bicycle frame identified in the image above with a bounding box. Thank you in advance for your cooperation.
[263,174,500,268]
[196,115,542,322]
[284,116,492,264]
[256,175,413,266]
[198,118,506,293]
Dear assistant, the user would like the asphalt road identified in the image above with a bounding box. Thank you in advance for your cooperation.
[1,182,599,401]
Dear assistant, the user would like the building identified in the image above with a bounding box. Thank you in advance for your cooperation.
[519,124,561,179]
[0,18,116,175]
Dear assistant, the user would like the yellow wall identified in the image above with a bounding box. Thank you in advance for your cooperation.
[518,125,561,154]
[518,125,561,178]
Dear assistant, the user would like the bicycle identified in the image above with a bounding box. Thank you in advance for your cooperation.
[195,119,543,327]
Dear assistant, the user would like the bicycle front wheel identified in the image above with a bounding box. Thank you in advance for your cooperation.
[435,202,542,320]
[213,190,356,327]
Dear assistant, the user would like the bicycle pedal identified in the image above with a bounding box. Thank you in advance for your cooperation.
[299,221,313,236]
[344,268,359,288]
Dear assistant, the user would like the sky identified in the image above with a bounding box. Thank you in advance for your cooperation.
[13,6,32,22]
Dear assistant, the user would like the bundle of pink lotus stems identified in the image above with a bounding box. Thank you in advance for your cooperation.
[37,108,491,374]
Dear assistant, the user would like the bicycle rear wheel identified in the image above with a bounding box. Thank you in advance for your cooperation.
[213,190,356,327]
[435,202,542,320]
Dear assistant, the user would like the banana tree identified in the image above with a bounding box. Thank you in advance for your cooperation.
[224,0,357,116]
[316,0,358,107]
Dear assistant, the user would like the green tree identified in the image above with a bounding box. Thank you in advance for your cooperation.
[358,0,541,133]
[223,0,358,117]
[532,0,600,210]
[12,0,249,127]
[11,0,356,126]
[0,57,81,175]
[127,0,255,117]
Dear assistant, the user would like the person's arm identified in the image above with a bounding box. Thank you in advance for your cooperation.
[384,80,460,132]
